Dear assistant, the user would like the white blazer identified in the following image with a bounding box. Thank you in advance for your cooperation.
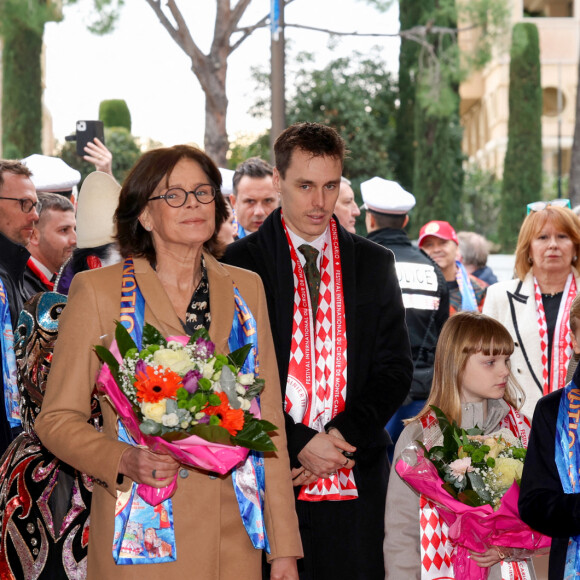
[483,268,580,419]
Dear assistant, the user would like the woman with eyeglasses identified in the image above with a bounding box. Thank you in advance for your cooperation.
[35,145,302,579]
[483,202,580,418]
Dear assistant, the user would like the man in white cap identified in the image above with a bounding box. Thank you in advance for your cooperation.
[23,193,77,295]
[361,176,449,454]
[333,177,361,234]
[230,157,279,238]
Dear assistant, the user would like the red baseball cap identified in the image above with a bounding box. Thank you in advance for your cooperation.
[418,220,459,248]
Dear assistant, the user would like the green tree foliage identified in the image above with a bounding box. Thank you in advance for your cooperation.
[59,127,141,184]
[498,23,542,252]
[394,0,422,192]
[0,1,61,158]
[228,133,270,170]
[459,165,502,243]
[409,0,464,237]
[248,49,397,187]
[99,99,132,131]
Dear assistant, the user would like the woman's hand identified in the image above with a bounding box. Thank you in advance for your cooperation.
[270,556,299,580]
[469,546,512,567]
[83,138,114,176]
[119,446,180,488]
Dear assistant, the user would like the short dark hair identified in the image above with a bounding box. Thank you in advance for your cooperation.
[232,157,273,196]
[37,192,74,217]
[274,122,347,179]
[0,160,32,191]
[369,211,406,229]
[115,145,228,261]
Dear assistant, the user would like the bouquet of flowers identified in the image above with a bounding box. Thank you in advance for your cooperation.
[95,321,277,502]
[395,406,550,580]
[420,408,527,510]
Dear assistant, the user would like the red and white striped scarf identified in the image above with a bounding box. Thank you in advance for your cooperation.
[282,216,355,501]
[418,406,532,579]
[533,273,576,396]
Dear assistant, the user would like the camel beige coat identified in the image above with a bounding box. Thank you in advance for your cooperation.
[35,254,302,579]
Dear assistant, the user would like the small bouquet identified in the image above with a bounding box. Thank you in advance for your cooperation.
[396,406,550,580]
[421,408,527,509]
[95,322,277,502]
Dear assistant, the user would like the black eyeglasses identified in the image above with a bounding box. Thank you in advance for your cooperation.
[0,196,39,213]
[148,185,217,207]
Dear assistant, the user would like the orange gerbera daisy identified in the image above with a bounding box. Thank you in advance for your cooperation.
[203,392,245,436]
[134,365,182,403]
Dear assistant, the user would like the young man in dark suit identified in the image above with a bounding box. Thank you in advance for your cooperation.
[222,122,413,580]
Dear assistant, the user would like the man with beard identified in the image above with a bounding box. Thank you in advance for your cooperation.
[0,161,39,453]
[24,193,77,295]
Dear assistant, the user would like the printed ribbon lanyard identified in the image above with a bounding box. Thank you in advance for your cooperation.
[112,258,176,565]
[229,284,269,552]
[555,381,580,579]
[0,278,20,429]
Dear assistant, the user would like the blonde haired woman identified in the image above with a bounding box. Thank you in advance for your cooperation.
[483,203,580,418]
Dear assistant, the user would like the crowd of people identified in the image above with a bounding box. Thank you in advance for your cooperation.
[0,122,579,579]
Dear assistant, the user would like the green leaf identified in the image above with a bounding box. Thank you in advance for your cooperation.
[114,320,137,358]
[190,423,232,445]
[243,379,265,400]
[232,420,277,452]
[188,327,211,345]
[467,471,491,503]
[255,419,278,432]
[142,323,167,347]
[458,489,484,507]
[227,344,252,369]
[94,345,121,385]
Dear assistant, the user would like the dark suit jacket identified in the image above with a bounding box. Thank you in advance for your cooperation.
[519,364,580,580]
[222,209,413,471]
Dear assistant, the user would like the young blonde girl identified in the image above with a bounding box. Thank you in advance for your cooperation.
[384,311,535,580]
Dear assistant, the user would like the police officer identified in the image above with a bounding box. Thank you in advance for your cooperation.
[361,177,449,455]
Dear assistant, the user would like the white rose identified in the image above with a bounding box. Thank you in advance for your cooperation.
[153,348,194,375]
[162,413,179,427]
[141,400,167,423]
[240,398,251,411]
[203,360,216,379]
[238,373,255,386]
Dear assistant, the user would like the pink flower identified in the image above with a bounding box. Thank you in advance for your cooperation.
[448,457,473,482]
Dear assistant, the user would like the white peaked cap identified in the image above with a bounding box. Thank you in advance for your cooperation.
[21,154,81,192]
[360,176,416,215]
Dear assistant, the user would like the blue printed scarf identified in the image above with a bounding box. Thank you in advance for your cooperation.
[555,378,580,579]
[0,277,20,428]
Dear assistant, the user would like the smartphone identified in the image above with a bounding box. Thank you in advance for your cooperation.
[73,120,105,156]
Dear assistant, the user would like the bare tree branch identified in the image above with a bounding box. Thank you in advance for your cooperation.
[144,0,205,65]
[230,0,298,53]
[283,22,476,38]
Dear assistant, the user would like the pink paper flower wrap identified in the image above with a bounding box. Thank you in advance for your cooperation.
[96,335,253,506]
[395,450,551,580]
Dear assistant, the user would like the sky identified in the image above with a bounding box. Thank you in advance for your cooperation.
[43,0,400,149]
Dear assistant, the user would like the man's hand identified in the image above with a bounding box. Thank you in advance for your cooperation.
[297,431,356,479]
[291,466,319,487]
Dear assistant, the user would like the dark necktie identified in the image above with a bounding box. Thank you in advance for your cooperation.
[298,244,320,317]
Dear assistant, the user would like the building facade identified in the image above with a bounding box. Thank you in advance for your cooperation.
[460,0,579,178]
